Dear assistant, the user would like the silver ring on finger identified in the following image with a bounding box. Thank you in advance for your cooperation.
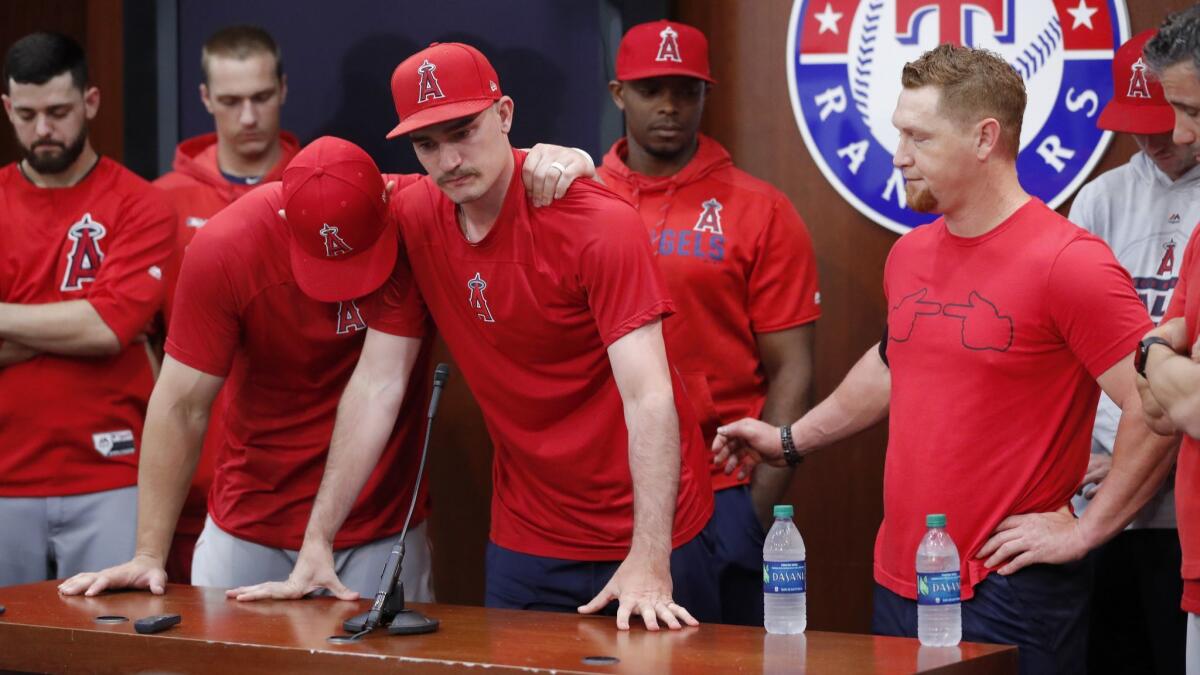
[548,161,566,174]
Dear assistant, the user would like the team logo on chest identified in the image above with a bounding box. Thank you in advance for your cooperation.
[787,0,1128,234]
[335,300,367,334]
[467,272,495,323]
[417,59,446,103]
[693,198,725,234]
[320,223,353,257]
[1158,240,1176,276]
[61,213,106,291]
[657,25,683,62]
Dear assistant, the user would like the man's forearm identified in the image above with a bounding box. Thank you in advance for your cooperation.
[134,394,210,562]
[1145,348,1200,437]
[302,369,407,548]
[1077,397,1179,550]
[0,300,120,355]
[792,345,889,453]
[625,390,680,563]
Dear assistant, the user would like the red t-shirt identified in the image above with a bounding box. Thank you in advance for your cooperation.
[154,132,299,538]
[599,136,821,490]
[370,150,714,560]
[165,180,432,550]
[0,158,176,496]
[879,199,1150,600]
[1162,230,1200,612]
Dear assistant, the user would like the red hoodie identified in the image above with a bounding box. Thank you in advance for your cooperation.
[599,134,821,491]
[152,131,300,548]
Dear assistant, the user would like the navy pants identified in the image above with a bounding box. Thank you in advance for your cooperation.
[872,557,1093,675]
[711,485,768,626]
[485,516,721,623]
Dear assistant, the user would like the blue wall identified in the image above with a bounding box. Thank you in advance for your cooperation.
[176,0,610,175]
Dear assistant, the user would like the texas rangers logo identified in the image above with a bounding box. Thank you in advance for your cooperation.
[788,0,1129,234]
[320,223,353,258]
[61,213,106,291]
[417,59,446,103]
[467,272,495,323]
[657,25,683,62]
[694,198,724,234]
[335,300,367,335]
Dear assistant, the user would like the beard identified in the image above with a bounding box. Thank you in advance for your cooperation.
[19,124,88,175]
[905,182,939,213]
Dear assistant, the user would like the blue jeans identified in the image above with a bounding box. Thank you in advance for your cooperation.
[711,485,767,626]
[485,516,721,623]
[872,557,1093,675]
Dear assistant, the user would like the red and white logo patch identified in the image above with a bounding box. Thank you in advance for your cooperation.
[417,59,446,103]
[467,272,495,323]
[61,213,106,291]
[320,223,353,258]
[656,26,683,62]
[693,198,724,234]
[1127,56,1151,99]
[336,300,367,335]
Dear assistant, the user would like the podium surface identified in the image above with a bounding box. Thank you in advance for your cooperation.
[0,581,1016,673]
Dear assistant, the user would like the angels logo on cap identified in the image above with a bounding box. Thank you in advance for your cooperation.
[417,59,446,104]
[787,0,1129,234]
[657,26,683,62]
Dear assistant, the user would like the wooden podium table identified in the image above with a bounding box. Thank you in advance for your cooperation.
[0,581,1016,673]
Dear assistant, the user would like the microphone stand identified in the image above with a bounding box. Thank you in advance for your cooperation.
[339,363,450,638]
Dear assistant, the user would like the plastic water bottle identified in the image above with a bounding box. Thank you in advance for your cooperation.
[916,513,961,646]
[763,504,806,634]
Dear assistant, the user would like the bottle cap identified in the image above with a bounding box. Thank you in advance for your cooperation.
[773,504,794,519]
[926,513,947,528]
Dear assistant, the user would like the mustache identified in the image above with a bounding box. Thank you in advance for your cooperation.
[437,169,480,186]
[31,140,67,151]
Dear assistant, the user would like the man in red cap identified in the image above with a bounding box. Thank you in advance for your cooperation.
[1068,28,1193,673]
[57,136,595,600]
[599,20,820,627]
[1134,7,1200,671]
[151,24,300,586]
[246,42,720,631]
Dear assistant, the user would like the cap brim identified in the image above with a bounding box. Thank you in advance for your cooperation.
[289,218,399,303]
[386,98,498,139]
[1097,102,1176,135]
[617,67,716,84]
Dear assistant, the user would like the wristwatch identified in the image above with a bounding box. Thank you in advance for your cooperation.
[1135,336,1174,379]
[779,425,804,466]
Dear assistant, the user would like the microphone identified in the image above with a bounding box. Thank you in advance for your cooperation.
[340,362,451,639]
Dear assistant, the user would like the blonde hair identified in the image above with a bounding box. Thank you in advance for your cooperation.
[901,44,1025,159]
[201,25,282,85]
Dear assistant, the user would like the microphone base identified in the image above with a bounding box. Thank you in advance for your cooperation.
[343,609,439,636]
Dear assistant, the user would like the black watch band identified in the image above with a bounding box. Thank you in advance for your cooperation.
[1136,336,1173,379]
[780,425,803,466]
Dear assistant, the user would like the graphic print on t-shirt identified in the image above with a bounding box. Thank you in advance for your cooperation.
[889,288,1013,352]
[467,272,495,323]
[61,213,106,291]
[335,300,366,335]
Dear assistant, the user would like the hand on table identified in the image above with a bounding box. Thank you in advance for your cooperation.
[577,553,697,631]
[58,554,167,596]
[226,544,357,602]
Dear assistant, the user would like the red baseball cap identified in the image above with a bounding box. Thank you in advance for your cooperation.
[1097,29,1175,134]
[616,20,715,83]
[386,42,503,138]
[282,136,396,302]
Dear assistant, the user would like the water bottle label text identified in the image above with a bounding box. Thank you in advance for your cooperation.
[763,560,806,594]
[916,571,961,606]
